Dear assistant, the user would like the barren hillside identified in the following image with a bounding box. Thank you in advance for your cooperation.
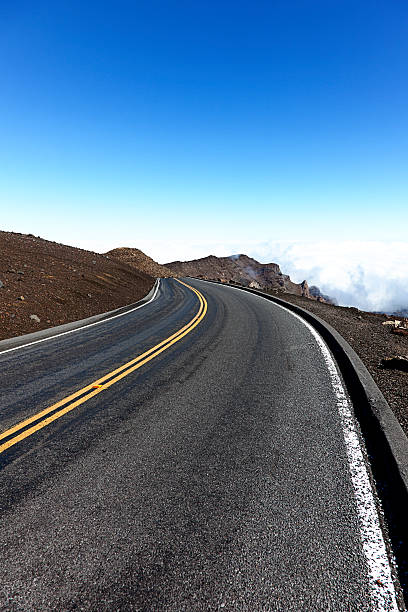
[105,247,174,278]
[0,232,154,341]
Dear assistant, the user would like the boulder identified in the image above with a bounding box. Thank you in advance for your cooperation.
[382,320,406,329]
[380,355,408,372]
[391,328,408,337]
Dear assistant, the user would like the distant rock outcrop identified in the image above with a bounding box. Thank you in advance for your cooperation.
[166,253,330,301]
[309,285,337,305]
[105,247,174,278]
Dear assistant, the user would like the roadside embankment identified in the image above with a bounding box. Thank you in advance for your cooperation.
[0,232,155,341]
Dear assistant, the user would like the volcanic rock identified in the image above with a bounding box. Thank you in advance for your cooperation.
[380,356,408,372]
[309,285,337,305]
[391,328,408,337]
[166,253,329,301]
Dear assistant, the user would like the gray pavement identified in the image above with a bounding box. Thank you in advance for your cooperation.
[0,278,398,610]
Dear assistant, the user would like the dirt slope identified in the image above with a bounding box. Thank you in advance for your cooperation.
[0,232,154,341]
[105,247,174,278]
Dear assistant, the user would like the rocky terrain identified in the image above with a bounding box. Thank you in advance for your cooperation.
[166,254,334,302]
[0,232,154,341]
[309,285,338,305]
[1,231,406,440]
[258,287,408,439]
[106,247,174,278]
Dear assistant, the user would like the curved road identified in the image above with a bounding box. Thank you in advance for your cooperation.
[0,278,401,611]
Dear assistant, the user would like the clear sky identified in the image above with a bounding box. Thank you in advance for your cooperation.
[1,1,407,284]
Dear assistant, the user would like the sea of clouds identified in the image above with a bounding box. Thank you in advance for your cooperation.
[250,241,408,314]
[115,238,408,315]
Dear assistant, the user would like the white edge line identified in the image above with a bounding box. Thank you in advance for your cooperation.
[200,280,400,611]
[0,279,161,357]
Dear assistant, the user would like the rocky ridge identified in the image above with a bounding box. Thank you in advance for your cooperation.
[166,254,333,302]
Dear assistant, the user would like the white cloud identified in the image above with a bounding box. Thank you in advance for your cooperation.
[252,241,408,313]
[86,235,408,314]
[148,239,408,313]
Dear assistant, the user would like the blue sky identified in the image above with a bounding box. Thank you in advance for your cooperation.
[1,1,407,296]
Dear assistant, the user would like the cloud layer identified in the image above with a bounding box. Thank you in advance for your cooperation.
[252,241,408,313]
[111,238,408,314]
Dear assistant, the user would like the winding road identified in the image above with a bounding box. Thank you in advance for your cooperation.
[0,278,401,610]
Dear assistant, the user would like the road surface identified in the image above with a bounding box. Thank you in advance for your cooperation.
[0,278,401,611]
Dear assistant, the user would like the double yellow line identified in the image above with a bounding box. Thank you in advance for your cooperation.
[0,279,207,456]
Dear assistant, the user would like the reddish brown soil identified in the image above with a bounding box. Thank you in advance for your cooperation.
[0,232,154,341]
[268,289,408,438]
[106,247,174,278]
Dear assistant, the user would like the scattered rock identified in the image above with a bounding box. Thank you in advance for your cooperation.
[300,280,310,298]
[92,260,97,264]
[30,314,40,323]
[383,320,403,328]
[0,280,3,289]
[249,280,261,289]
[382,319,408,334]
[87,293,92,298]
[17,270,24,275]
[380,355,408,372]
[391,327,408,337]
[17,296,25,301]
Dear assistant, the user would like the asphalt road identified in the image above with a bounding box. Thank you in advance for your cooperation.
[0,278,401,611]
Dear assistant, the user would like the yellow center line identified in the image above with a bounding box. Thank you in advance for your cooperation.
[0,279,204,442]
[0,279,207,455]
